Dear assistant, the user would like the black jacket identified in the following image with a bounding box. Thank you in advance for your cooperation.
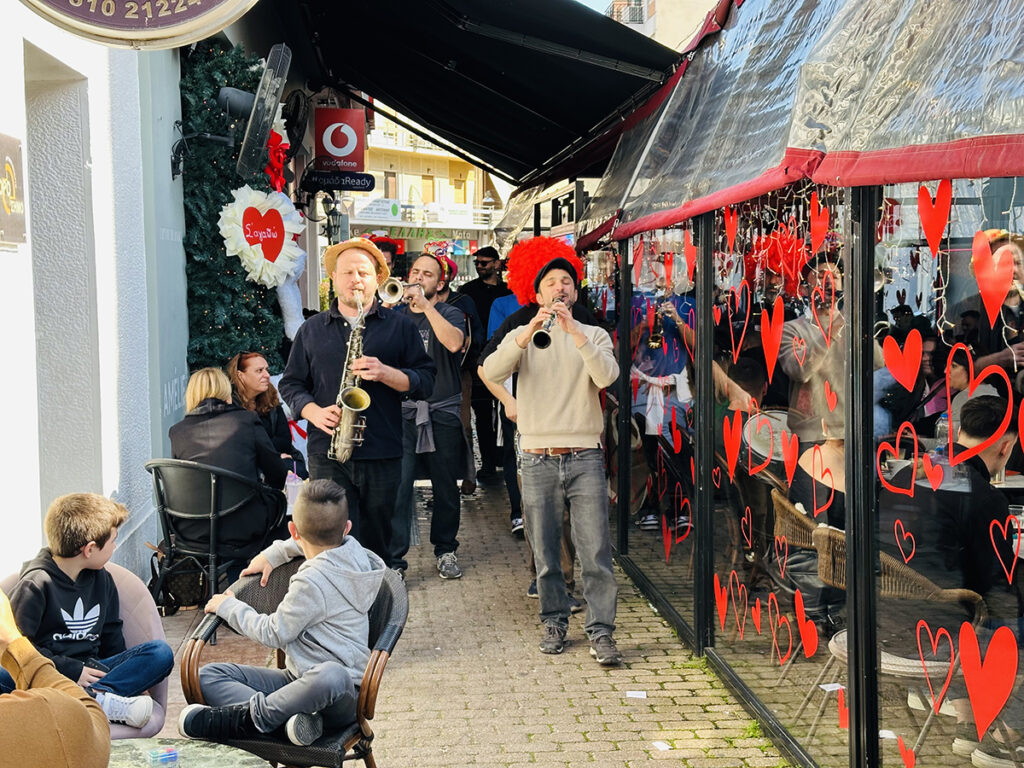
[168,398,287,554]
[231,390,309,480]
[9,549,124,683]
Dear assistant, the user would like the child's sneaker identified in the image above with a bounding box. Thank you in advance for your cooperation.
[178,702,260,740]
[285,712,323,746]
[95,691,153,728]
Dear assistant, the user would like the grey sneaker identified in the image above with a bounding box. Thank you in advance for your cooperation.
[285,712,323,746]
[589,634,623,666]
[437,552,462,579]
[97,691,154,728]
[539,623,567,654]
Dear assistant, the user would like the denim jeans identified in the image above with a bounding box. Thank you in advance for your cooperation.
[0,639,177,697]
[308,454,399,564]
[199,661,357,732]
[519,448,617,637]
[391,412,462,569]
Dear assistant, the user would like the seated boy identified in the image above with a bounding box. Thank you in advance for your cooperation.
[2,493,174,728]
[179,478,386,746]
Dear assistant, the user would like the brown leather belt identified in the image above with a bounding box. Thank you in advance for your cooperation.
[522,447,590,456]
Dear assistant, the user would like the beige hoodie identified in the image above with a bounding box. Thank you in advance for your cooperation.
[483,322,618,450]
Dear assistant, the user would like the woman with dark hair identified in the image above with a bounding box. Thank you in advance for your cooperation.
[227,352,308,479]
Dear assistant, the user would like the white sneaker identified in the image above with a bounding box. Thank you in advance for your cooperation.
[96,691,154,728]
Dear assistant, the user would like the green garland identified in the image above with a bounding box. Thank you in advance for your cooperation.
[180,39,285,372]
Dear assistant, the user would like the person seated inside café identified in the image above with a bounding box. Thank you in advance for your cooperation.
[227,351,308,480]
[168,367,287,572]
[878,395,1020,757]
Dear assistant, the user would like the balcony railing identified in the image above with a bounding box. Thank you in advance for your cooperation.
[604,1,644,24]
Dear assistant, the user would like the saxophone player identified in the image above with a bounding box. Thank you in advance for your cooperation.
[280,238,436,563]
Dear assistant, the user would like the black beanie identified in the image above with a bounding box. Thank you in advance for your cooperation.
[533,257,579,293]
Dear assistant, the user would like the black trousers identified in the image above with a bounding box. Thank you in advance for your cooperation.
[308,454,399,564]
[471,380,500,470]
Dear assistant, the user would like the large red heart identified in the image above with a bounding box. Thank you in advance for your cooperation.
[918,179,952,258]
[726,283,751,363]
[774,535,789,577]
[838,687,849,730]
[944,343,1011,466]
[684,229,697,282]
[781,430,799,487]
[811,270,836,348]
[242,207,285,262]
[876,421,919,497]
[728,570,748,639]
[722,410,743,482]
[898,736,916,768]
[794,589,819,658]
[747,403,774,476]
[761,296,785,384]
[960,622,1018,741]
[916,620,955,716]
[884,329,923,392]
[714,573,728,630]
[724,207,738,253]
[811,445,834,517]
[824,380,838,412]
[921,454,944,490]
[894,519,916,563]
[973,231,1015,328]
[712,305,722,325]
[810,191,829,255]
[767,593,792,666]
[989,516,1023,585]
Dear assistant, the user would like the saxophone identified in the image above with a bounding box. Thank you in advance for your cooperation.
[328,291,371,463]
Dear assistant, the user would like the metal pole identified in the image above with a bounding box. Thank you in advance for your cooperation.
[617,238,633,555]
[695,211,715,653]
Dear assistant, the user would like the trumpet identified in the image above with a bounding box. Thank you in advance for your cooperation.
[532,297,565,349]
[377,277,423,304]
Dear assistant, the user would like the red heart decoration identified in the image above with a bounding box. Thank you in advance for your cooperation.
[767,593,793,666]
[711,466,721,488]
[751,598,762,634]
[690,457,696,484]
[916,620,955,716]
[989,516,1023,585]
[684,229,697,282]
[714,573,728,630]
[726,283,751,364]
[728,570,748,639]
[898,736,916,768]
[794,589,819,658]
[741,507,753,549]
[670,406,683,454]
[723,207,738,253]
[810,191,829,255]
[876,421,919,497]
[921,454,943,490]
[824,380,838,412]
[884,329,923,392]
[632,237,644,285]
[960,622,1019,741]
[918,179,952,258]
[774,535,789,577]
[747,404,774,476]
[681,308,696,361]
[722,410,743,482]
[761,296,785,384]
[974,231,1016,328]
[661,511,673,564]
[791,336,808,367]
[242,207,285,262]
[838,687,849,730]
[664,252,674,285]
[675,489,693,543]
[811,270,837,348]
[712,305,722,325]
[944,343,1012,466]
[781,431,799,487]
[894,519,916,563]
[811,445,835,518]
[631,374,640,402]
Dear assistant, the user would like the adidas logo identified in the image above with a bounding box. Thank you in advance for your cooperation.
[53,598,101,642]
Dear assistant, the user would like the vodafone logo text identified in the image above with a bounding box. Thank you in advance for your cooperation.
[315,107,365,172]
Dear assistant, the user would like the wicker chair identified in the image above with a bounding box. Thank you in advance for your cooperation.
[796,525,986,751]
[181,561,409,768]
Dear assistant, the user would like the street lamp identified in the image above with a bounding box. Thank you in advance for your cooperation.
[324,197,344,244]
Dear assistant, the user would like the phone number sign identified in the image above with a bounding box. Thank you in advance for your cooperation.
[20,0,259,49]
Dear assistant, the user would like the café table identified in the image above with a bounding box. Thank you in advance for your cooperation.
[109,737,269,768]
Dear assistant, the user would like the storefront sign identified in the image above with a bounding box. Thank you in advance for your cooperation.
[353,198,401,222]
[19,0,259,49]
[300,169,375,194]
[314,108,366,172]
[0,135,26,244]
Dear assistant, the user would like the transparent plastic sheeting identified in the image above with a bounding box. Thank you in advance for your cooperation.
[615,0,841,233]
[492,184,543,255]
[608,0,1024,237]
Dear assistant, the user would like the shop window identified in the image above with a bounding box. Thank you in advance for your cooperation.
[453,178,466,204]
[421,175,435,204]
[384,171,397,199]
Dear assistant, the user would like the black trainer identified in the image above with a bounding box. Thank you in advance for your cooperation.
[539,623,567,654]
[589,634,623,666]
[179,703,261,740]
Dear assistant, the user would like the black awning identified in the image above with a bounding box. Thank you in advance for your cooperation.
[255,0,679,184]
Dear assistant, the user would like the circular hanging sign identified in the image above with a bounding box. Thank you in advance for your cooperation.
[19,0,260,50]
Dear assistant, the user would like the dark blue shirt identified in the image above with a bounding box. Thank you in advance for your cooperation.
[280,298,436,460]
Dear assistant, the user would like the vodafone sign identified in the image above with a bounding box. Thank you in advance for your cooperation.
[315,108,365,172]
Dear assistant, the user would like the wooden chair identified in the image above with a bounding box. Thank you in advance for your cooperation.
[796,525,986,751]
[0,563,169,739]
[181,561,408,768]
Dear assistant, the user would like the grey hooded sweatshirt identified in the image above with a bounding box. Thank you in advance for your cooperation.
[214,535,386,685]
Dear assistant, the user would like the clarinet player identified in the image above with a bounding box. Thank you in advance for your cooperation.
[280,238,436,563]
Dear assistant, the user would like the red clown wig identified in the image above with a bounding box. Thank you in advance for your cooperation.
[506,236,584,305]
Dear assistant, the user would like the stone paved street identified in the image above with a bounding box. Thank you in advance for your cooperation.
[158,480,789,767]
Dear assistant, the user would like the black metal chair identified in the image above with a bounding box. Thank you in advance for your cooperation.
[144,459,286,610]
[181,564,410,768]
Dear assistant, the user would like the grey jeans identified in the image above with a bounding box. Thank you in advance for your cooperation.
[519,448,617,637]
[199,661,357,732]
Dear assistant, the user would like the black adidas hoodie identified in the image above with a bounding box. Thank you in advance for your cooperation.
[9,548,125,683]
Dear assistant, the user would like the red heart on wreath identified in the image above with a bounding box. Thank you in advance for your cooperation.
[242,207,285,262]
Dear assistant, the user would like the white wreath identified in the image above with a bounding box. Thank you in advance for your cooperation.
[219,185,305,289]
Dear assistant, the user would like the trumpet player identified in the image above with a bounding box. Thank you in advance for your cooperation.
[279,238,436,563]
[482,238,622,664]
